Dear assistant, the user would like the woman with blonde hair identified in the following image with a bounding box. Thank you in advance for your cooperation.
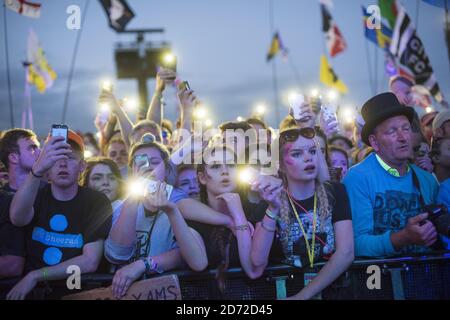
[251,125,354,300]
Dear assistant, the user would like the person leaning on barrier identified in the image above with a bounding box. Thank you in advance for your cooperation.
[251,124,354,300]
[343,93,440,258]
[7,131,112,300]
[0,129,42,279]
[104,134,207,299]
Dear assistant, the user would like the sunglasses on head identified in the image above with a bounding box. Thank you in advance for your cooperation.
[280,127,316,143]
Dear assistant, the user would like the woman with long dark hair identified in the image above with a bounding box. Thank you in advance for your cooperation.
[191,145,265,294]
[251,125,354,300]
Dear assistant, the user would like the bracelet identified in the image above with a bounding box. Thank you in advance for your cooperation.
[154,91,163,100]
[142,257,163,275]
[261,219,276,233]
[234,224,250,232]
[42,268,49,281]
[265,208,279,221]
[31,168,44,178]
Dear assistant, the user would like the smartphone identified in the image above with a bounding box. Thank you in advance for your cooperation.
[146,180,174,200]
[134,154,150,170]
[160,54,177,72]
[178,81,191,91]
[51,124,68,142]
[288,93,306,121]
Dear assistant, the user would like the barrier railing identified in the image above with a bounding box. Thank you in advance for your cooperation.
[1,251,449,300]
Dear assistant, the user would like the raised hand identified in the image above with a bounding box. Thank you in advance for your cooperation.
[32,136,71,177]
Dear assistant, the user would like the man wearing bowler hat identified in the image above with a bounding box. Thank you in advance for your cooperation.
[343,93,440,258]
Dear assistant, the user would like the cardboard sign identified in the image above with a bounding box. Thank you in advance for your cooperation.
[63,274,181,300]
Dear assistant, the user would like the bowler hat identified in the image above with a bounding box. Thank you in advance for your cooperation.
[361,92,415,146]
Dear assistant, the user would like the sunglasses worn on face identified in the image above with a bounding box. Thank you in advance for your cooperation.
[280,127,316,143]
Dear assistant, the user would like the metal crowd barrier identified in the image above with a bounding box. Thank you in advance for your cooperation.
[1,251,449,300]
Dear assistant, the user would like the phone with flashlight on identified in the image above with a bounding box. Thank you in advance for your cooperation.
[289,93,311,123]
[51,124,68,142]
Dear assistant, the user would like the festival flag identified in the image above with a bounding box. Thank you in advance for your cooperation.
[319,55,348,94]
[320,1,347,57]
[384,50,415,81]
[266,32,288,62]
[5,0,41,18]
[26,29,57,93]
[378,0,399,30]
[362,6,393,50]
[390,6,443,102]
[99,0,135,32]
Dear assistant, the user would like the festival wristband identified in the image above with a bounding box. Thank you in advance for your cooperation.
[265,208,279,221]
[261,219,276,233]
[31,168,44,178]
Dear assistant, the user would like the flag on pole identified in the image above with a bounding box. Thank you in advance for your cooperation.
[384,49,415,81]
[320,55,348,94]
[320,1,347,57]
[378,0,399,30]
[99,0,135,32]
[362,6,393,50]
[266,32,288,62]
[26,29,57,93]
[5,0,41,18]
[390,6,443,102]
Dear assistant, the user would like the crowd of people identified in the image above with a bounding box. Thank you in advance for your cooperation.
[0,68,449,300]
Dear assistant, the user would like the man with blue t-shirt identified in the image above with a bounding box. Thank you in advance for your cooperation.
[344,93,440,258]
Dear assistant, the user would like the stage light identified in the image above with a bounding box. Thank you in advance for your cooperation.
[205,119,213,127]
[237,116,244,122]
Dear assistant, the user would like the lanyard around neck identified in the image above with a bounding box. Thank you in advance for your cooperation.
[288,193,317,268]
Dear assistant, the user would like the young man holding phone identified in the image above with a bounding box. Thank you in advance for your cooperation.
[7,130,112,300]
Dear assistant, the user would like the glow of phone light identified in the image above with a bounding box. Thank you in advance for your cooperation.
[194,106,207,119]
[255,104,266,115]
[101,80,113,92]
[127,179,146,198]
[100,103,110,112]
[327,90,338,101]
[342,107,355,124]
[425,107,433,114]
[311,89,320,98]
[163,53,176,65]
[84,150,93,159]
[239,168,255,184]
[123,97,137,111]
[237,116,244,122]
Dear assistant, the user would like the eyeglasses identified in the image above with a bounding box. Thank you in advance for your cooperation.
[280,127,316,143]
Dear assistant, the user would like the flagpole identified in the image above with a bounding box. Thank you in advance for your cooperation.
[415,0,420,30]
[287,56,302,87]
[364,40,375,96]
[62,0,90,124]
[374,45,378,93]
[3,3,15,128]
[269,0,280,126]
